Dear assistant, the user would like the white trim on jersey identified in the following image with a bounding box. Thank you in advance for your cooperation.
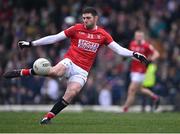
[32,31,67,46]
[108,41,134,57]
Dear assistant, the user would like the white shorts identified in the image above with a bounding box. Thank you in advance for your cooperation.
[59,58,88,87]
[130,72,145,83]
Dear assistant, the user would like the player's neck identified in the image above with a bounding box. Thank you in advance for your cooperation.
[84,25,97,31]
[136,39,145,44]
[91,25,97,30]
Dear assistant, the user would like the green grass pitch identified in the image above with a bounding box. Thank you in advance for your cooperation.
[0,111,180,133]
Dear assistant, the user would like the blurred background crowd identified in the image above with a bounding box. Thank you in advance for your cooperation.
[0,0,179,111]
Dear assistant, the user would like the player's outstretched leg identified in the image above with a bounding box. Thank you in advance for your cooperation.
[3,70,21,78]
[3,69,35,78]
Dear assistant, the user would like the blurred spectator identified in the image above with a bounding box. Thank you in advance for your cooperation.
[41,77,59,103]
[98,83,112,106]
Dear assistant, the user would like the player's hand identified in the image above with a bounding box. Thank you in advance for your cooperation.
[133,52,149,66]
[18,41,32,49]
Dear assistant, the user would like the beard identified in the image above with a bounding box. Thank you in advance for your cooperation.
[137,40,142,45]
[85,23,95,29]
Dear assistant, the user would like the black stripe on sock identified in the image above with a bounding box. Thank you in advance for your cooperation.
[50,98,69,115]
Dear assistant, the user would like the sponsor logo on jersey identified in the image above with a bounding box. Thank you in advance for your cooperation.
[78,39,100,52]
[79,31,85,35]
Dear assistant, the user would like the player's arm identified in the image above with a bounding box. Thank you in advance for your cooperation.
[149,45,160,61]
[108,41,149,65]
[18,31,67,49]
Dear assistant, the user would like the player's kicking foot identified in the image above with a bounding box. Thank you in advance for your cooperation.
[40,117,51,125]
[3,70,21,78]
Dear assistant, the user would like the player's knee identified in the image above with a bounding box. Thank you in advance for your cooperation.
[67,86,81,97]
[48,67,57,76]
[71,87,81,96]
[48,66,65,77]
[64,89,79,102]
[128,88,137,95]
[63,82,82,102]
[70,90,78,97]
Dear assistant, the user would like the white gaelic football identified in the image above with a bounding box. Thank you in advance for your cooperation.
[33,58,51,75]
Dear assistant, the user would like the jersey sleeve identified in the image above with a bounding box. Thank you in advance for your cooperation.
[64,25,76,38]
[103,30,113,45]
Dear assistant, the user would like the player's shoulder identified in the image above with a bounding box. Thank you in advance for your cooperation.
[73,23,84,28]
[65,23,83,30]
[144,40,152,47]
[97,26,110,36]
[130,40,136,45]
[97,26,106,32]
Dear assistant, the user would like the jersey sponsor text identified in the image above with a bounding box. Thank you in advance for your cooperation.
[78,39,99,52]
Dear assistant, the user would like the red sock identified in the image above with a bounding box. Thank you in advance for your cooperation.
[123,107,128,112]
[45,112,55,119]
[152,95,159,101]
[21,69,31,76]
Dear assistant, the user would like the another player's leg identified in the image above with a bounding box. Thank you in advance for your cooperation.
[40,81,82,125]
[3,68,36,78]
[123,82,141,112]
[140,88,160,110]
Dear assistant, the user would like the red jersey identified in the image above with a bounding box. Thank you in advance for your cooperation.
[129,40,153,73]
[64,23,113,72]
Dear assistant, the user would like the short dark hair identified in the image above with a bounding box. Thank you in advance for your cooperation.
[82,7,98,16]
